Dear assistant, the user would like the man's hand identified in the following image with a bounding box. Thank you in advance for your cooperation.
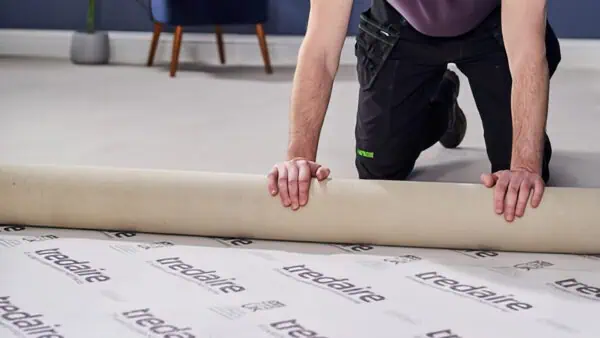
[267,158,330,210]
[481,169,545,222]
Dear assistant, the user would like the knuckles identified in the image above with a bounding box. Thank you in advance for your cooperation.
[293,159,308,166]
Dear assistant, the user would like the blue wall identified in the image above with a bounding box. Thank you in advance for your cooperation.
[0,0,598,38]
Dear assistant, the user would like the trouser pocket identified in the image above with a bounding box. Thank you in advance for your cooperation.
[355,10,400,91]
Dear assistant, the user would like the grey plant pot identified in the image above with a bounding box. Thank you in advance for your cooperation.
[70,31,110,65]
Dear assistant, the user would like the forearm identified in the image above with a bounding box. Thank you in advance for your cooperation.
[510,55,549,174]
[286,49,336,161]
[501,0,550,174]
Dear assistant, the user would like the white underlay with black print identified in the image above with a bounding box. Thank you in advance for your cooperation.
[1,225,599,338]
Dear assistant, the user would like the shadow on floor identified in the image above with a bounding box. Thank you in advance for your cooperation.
[163,63,359,82]
[409,148,600,188]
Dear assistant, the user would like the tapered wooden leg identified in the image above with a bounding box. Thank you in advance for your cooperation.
[255,23,272,74]
[170,25,183,77]
[147,22,162,67]
[215,25,225,64]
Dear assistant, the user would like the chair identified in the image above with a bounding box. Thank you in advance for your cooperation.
[146,0,273,77]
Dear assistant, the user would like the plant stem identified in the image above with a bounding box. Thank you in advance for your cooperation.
[86,0,95,33]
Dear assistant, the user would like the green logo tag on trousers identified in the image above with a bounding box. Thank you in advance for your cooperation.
[357,149,374,158]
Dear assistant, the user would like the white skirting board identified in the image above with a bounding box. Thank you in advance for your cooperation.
[0,29,599,69]
[0,29,350,67]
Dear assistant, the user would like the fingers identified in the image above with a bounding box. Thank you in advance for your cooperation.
[315,166,330,181]
[309,161,329,181]
[515,180,532,218]
[276,163,291,208]
[269,159,330,210]
[531,178,545,208]
[267,166,279,196]
[489,170,546,222]
[297,160,311,207]
[493,173,510,215]
[480,173,497,187]
[503,176,521,222]
[287,163,300,210]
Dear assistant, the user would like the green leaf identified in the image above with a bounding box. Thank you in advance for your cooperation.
[86,0,95,33]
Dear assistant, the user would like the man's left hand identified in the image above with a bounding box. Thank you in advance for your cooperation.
[481,169,545,222]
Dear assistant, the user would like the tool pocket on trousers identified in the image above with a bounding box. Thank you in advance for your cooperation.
[491,27,504,47]
[355,11,399,91]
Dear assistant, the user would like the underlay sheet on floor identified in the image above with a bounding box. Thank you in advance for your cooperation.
[1,225,599,337]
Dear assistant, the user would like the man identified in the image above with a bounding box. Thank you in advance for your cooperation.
[267,0,560,222]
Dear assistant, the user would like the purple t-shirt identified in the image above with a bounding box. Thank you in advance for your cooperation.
[387,0,500,37]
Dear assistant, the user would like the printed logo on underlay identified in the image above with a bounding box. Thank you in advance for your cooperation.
[0,235,59,249]
[116,308,196,338]
[241,300,286,312]
[383,310,419,325]
[261,319,329,338]
[102,231,137,239]
[148,257,245,294]
[384,255,421,265]
[24,248,111,284]
[137,241,175,250]
[537,318,579,335]
[0,225,26,232]
[456,249,499,259]
[330,244,374,253]
[214,237,253,247]
[22,235,60,243]
[0,296,64,338]
[110,241,175,255]
[210,300,286,320]
[0,238,22,248]
[489,260,554,277]
[358,255,421,270]
[513,260,553,271]
[550,278,600,301]
[580,255,600,261]
[420,329,463,338]
[275,264,385,303]
[408,271,533,312]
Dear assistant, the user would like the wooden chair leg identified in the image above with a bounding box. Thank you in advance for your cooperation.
[255,23,272,74]
[215,25,225,64]
[170,25,183,77]
[147,22,162,67]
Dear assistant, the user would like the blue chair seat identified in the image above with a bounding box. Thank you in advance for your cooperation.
[151,0,268,26]
[147,0,272,77]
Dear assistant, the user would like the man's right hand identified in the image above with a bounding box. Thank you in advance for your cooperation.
[267,158,330,210]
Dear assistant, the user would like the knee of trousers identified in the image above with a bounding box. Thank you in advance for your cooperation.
[355,155,415,180]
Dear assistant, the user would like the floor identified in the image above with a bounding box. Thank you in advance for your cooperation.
[1,57,600,337]
[1,57,599,188]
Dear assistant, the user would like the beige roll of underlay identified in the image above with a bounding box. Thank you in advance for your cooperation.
[0,164,597,254]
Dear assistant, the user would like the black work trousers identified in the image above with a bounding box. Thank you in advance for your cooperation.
[354,1,560,183]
